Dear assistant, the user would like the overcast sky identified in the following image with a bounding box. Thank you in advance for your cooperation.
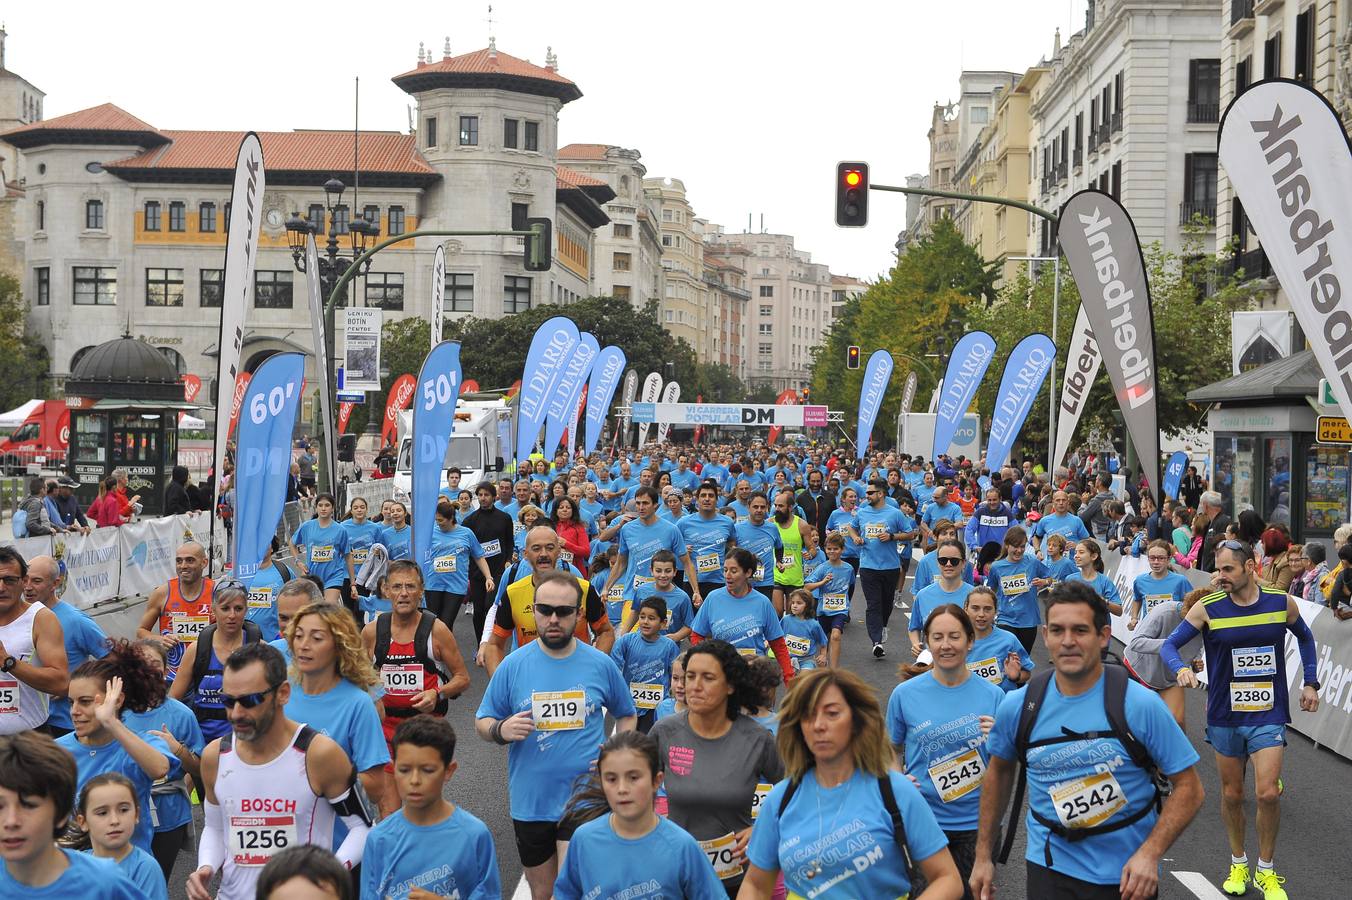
[6,0,1088,281]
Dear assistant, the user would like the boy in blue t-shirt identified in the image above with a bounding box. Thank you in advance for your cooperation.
[803,533,853,668]
[611,596,683,733]
[620,550,693,642]
[362,716,500,900]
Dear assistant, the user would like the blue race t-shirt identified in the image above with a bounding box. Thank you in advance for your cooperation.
[611,631,681,695]
[424,524,485,593]
[476,641,636,821]
[887,671,1005,829]
[556,813,725,900]
[806,559,854,620]
[1042,555,1078,583]
[617,518,687,599]
[242,563,286,641]
[910,581,976,634]
[678,513,736,585]
[968,628,1035,692]
[734,520,783,588]
[341,519,383,571]
[1033,513,1090,556]
[108,846,167,900]
[1066,570,1123,610]
[780,615,828,667]
[855,505,912,570]
[987,671,1200,884]
[923,500,966,530]
[292,519,350,587]
[689,587,784,654]
[631,583,694,637]
[1131,571,1191,620]
[46,600,109,730]
[747,769,948,899]
[121,697,204,831]
[380,523,413,562]
[0,849,138,899]
[989,556,1049,628]
[55,731,172,852]
[361,805,501,900]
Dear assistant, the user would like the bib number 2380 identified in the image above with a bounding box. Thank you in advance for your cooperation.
[531,690,586,731]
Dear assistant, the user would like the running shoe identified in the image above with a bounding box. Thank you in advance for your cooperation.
[1222,862,1249,895]
[1254,868,1287,900]
[872,643,885,659]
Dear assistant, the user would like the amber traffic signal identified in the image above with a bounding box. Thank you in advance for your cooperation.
[836,162,869,227]
[847,345,861,369]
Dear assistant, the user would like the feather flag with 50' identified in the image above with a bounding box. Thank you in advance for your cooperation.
[984,333,1056,472]
[515,317,580,464]
[856,350,894,452]
[934,331,996,460]
[584,346,627,455]
[542,332,599,459]
[412,341,462,570]
[233,353,304,579]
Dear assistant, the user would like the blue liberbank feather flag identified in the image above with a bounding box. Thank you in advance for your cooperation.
[934,331,997,460]
[514,317,580,465]
[1163,450,1189,500]
[412,341,462,569]
[584,346,627,454]
[233,353,305,578]
[984,333,1056,473]
[856,350,894,453]
[542,332,599,459]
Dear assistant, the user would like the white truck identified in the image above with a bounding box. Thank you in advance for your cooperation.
[392,395,514,507]
[897,411,983,463]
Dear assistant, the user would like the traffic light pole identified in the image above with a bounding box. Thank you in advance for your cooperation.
[867,182,1055,223]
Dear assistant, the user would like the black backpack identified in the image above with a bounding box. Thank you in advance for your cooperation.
[373,610,448,717]
[778,772,914,887]
[187,620,263,705]
[998,663,1170,868]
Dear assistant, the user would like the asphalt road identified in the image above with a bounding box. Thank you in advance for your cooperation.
[164,574,1352,899]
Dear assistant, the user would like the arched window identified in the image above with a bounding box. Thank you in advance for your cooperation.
[157,347,187,376]
[70,345,97,373]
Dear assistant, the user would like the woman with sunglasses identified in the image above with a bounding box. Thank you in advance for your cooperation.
[986,526,1048,654]
[1066,538,1124,615]
[169,581,260,741]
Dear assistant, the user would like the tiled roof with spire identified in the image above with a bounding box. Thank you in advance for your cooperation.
[392,43,581,104]
[2,101,168,149]
[558,143,611,160]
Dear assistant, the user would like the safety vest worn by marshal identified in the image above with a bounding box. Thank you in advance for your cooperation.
[503,573,596,649]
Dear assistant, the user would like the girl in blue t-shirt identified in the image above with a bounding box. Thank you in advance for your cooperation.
[1068,537,1124,615]
[289,493,352,603]
[781,589,828,670]
[591,545,627,627]
[75,773,168,900]
[379,501,413,562]
[341,496,383,606]
[556,732,724,900]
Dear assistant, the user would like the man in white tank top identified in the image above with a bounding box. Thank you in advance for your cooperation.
[186,642,373,900]
[0,547,68,735]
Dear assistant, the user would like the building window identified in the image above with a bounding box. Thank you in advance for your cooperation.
[1236,55,1252,94]
[524,121,539,151]
[224,202,231,230]
[511,202,529,231]
[144,200,161,231]
[254,270,294,308]
[504,275,531,313]
[459,115,478,146]
[365,272,404,310]
[73,266,117,305]
[613,223,632,238]
[759,285,774,297]
[388,206,405,235]
[503,118,518,149]
[758,323,773,335]
[34,267,49,306]
[424,116,437,147]
[146,268,184,307]
[758,343,773,355]
[661,234,672,247]
[613,252,631,271]
[199,202,217,233]
[332,205,349,235]
[969,106,988,124]
[1187,60,1221,123]
[35,200,44,231]
[308,203,325,233]
[1182,154,1216,221]
[662,209,673,222]
[1295,8,1315,85]
[200,269,223,307]
[1264,33,1282,78]
[363,205,379,226]
[614,285,631,301]
[446,273,473,312]
[168,201,186,232]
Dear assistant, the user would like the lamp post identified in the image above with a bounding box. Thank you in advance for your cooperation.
[284,177,381,492]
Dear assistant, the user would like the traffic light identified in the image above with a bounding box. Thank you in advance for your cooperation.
[847,345,861,369]
[836,162,869,227]
[524,217,553,271]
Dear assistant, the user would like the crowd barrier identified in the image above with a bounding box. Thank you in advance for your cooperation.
[1102,551,1352,763]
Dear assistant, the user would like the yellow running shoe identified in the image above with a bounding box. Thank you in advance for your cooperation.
[1254,868,1287,900]
[1223,862,1250,895]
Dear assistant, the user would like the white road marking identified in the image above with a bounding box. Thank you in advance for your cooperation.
[512,873,532,900]
[1172,871,1231,899]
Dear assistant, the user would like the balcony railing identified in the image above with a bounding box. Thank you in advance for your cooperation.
[1179,200,1217,225]
[1111,111,1122,134]
[1056,161,1068,182]
[1073,147,1083,168]
[1231,0,1254,25]
[1187,101,1220,123]
[1223,246,1271,279]
[1095,124,1110,147]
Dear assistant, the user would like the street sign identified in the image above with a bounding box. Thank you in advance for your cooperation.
[1317,414,1352,444]
[1319,378,1338,407]
[337,391,365,404]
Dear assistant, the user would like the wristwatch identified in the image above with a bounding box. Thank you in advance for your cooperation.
[1,656,16,673]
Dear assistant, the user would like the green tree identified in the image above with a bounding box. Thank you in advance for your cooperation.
[0,272,50,411]
[689,361,747,403]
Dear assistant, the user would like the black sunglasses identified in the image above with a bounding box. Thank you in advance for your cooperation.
[937,556,963,566]
[535,603,579,619]
[222,683,282,709]
[1218,539,1255,561]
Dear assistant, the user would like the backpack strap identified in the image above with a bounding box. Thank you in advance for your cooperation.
[998,667,1054,865]
[776,777,801,818]
[188,624,219,696]
[373,613,393,670]
[274,560,292,584]
[877,775,915,888]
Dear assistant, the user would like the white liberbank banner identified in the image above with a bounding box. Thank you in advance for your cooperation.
[1053,304,1102,468]
[1220,79,1352,422]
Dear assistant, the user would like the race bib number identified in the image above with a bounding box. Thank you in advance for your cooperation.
[352,547,371,564]
[1000,572,1029,596]
[607,585,625,602]
[750,783,773,819]
[433,555,457,574]
[247,587,273,610]
[835,523,851,536]
[310,545,335,563]
[753,564,766,582]
[634,574,655,589]
[171,615,209,642]
[1050,771,1125,830]
[738,646,761,658]
[1230,681,1275,713]
[229,814,297,866]
[784,634,812,657]
[480,539,502,558]
[699,832,743,880]
[822,593,848,614]
[696,552,719,574]
[928,748,986,803]
[0,676,17,715]
[381,664,422,695]
[967,657,1002,684]
[532,690,586,731]
[514,521,526,536]
[630,682,664,710]
[1144,594,1172,614]
[863,522,886,540]
[560,550,574,564]
[1231,646,1277,678]
[779,553,797,569]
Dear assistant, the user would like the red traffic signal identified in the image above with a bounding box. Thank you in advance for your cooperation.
[847,345,861,369]
[836,162,869,227]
